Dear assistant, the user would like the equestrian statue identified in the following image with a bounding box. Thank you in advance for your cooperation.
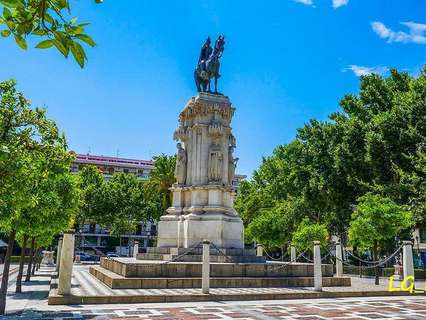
[194,35,225,94]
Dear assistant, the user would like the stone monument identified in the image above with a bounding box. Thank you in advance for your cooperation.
[157,93,244,249]
[157,35,243,249]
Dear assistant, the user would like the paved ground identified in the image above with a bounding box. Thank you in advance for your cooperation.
[2,265,426,319]
[2,296,426,319]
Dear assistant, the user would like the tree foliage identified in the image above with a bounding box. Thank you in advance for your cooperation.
[348,193,413,251]
[291,218,329,254]
[0,0,100,67]
[147,154,176,213]
[236,67,425,247]
[0,79,78,314]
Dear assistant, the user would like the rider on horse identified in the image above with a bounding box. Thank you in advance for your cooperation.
[194,35,225,94]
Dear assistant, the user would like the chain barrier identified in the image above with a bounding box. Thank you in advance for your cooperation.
[209,241,235,263]
[268,250,309,271]
[300,252,314,262]
[106,241,204,269]
[258,245,289,261]
[334,244,403,270]
[345,245,403,265]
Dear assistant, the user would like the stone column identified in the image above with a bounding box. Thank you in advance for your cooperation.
[290,244,296,262]
[56,237,63,272]
[403,241,414,283]
[202,240,210,294]
[256,245,263,257]
[313,241,322,292]
[133,241,139,259]
[336,242,343,277]
[58,230,75,296]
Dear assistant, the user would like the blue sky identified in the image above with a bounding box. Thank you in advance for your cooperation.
[0,0,425,177]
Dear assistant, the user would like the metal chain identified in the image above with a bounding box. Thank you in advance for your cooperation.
[208,241,235,263]
[345,244,403,265]
[258,245,288,261]
[268,250,308,271]
[335,245,403,269]
[106,241,204,269]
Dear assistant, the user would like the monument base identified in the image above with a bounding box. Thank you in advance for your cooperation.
[157,212,244,249]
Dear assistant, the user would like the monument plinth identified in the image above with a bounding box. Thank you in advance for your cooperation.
[157,92,244,249]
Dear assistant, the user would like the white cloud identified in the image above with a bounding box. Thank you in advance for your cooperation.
[371,21,426,44]
[294,0,314,6]
[332,0,349,9]
[344,65,389,77]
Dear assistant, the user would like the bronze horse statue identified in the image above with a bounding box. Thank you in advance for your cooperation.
[194,35,225,94]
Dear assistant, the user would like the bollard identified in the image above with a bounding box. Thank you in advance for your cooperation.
[133,241,139,259]
[56,237,63,273]
[58,230,75,295]
[336,242,343,277]
[313,241,322,291]
[291,244,296,262]
[402,241,415,285]
[202,239,210,294]
[256,245,263,257]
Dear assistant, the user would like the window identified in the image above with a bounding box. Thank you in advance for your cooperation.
[123,168,129,174]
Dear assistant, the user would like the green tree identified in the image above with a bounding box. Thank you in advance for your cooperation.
[148,154,176,213]
[0,80,77,314]
[102,173,145,236]
[245,199,304,248]
[0,0,100,67]
[348,193,413,284]
[236,66,426,247]
[291,218,329,255]
[75,165,105,227]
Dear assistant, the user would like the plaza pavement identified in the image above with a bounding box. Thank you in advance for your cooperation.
[1,265,426,319]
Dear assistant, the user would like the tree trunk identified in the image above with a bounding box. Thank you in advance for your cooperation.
[24,237,35,282]
[373,244,379,285]
[0,230,16,315]
[15,235,28,293]
[31,248,39,275]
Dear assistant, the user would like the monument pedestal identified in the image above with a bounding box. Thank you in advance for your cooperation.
[158,212,244,249]
[157,93,244,249]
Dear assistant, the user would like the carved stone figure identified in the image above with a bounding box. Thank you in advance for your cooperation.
[175,143,187,185]
[208,144,223,182]
[228,146,238,184]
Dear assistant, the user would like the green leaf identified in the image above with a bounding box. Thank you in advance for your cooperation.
[35,39,54,49]
[14,34,27,50]
[70,41,86,68]
[53,39,68,57]
[76,34,95,47]
[3,7,12,19]
[70,17,77,25]
[0,0,20,8]
[1,29,11,37]
[32,29,47,36]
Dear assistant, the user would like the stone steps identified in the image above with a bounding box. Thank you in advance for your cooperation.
[146,247,257,256]
[100,257,334,278]
[136,253,266,263]
[90,265,351,289]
